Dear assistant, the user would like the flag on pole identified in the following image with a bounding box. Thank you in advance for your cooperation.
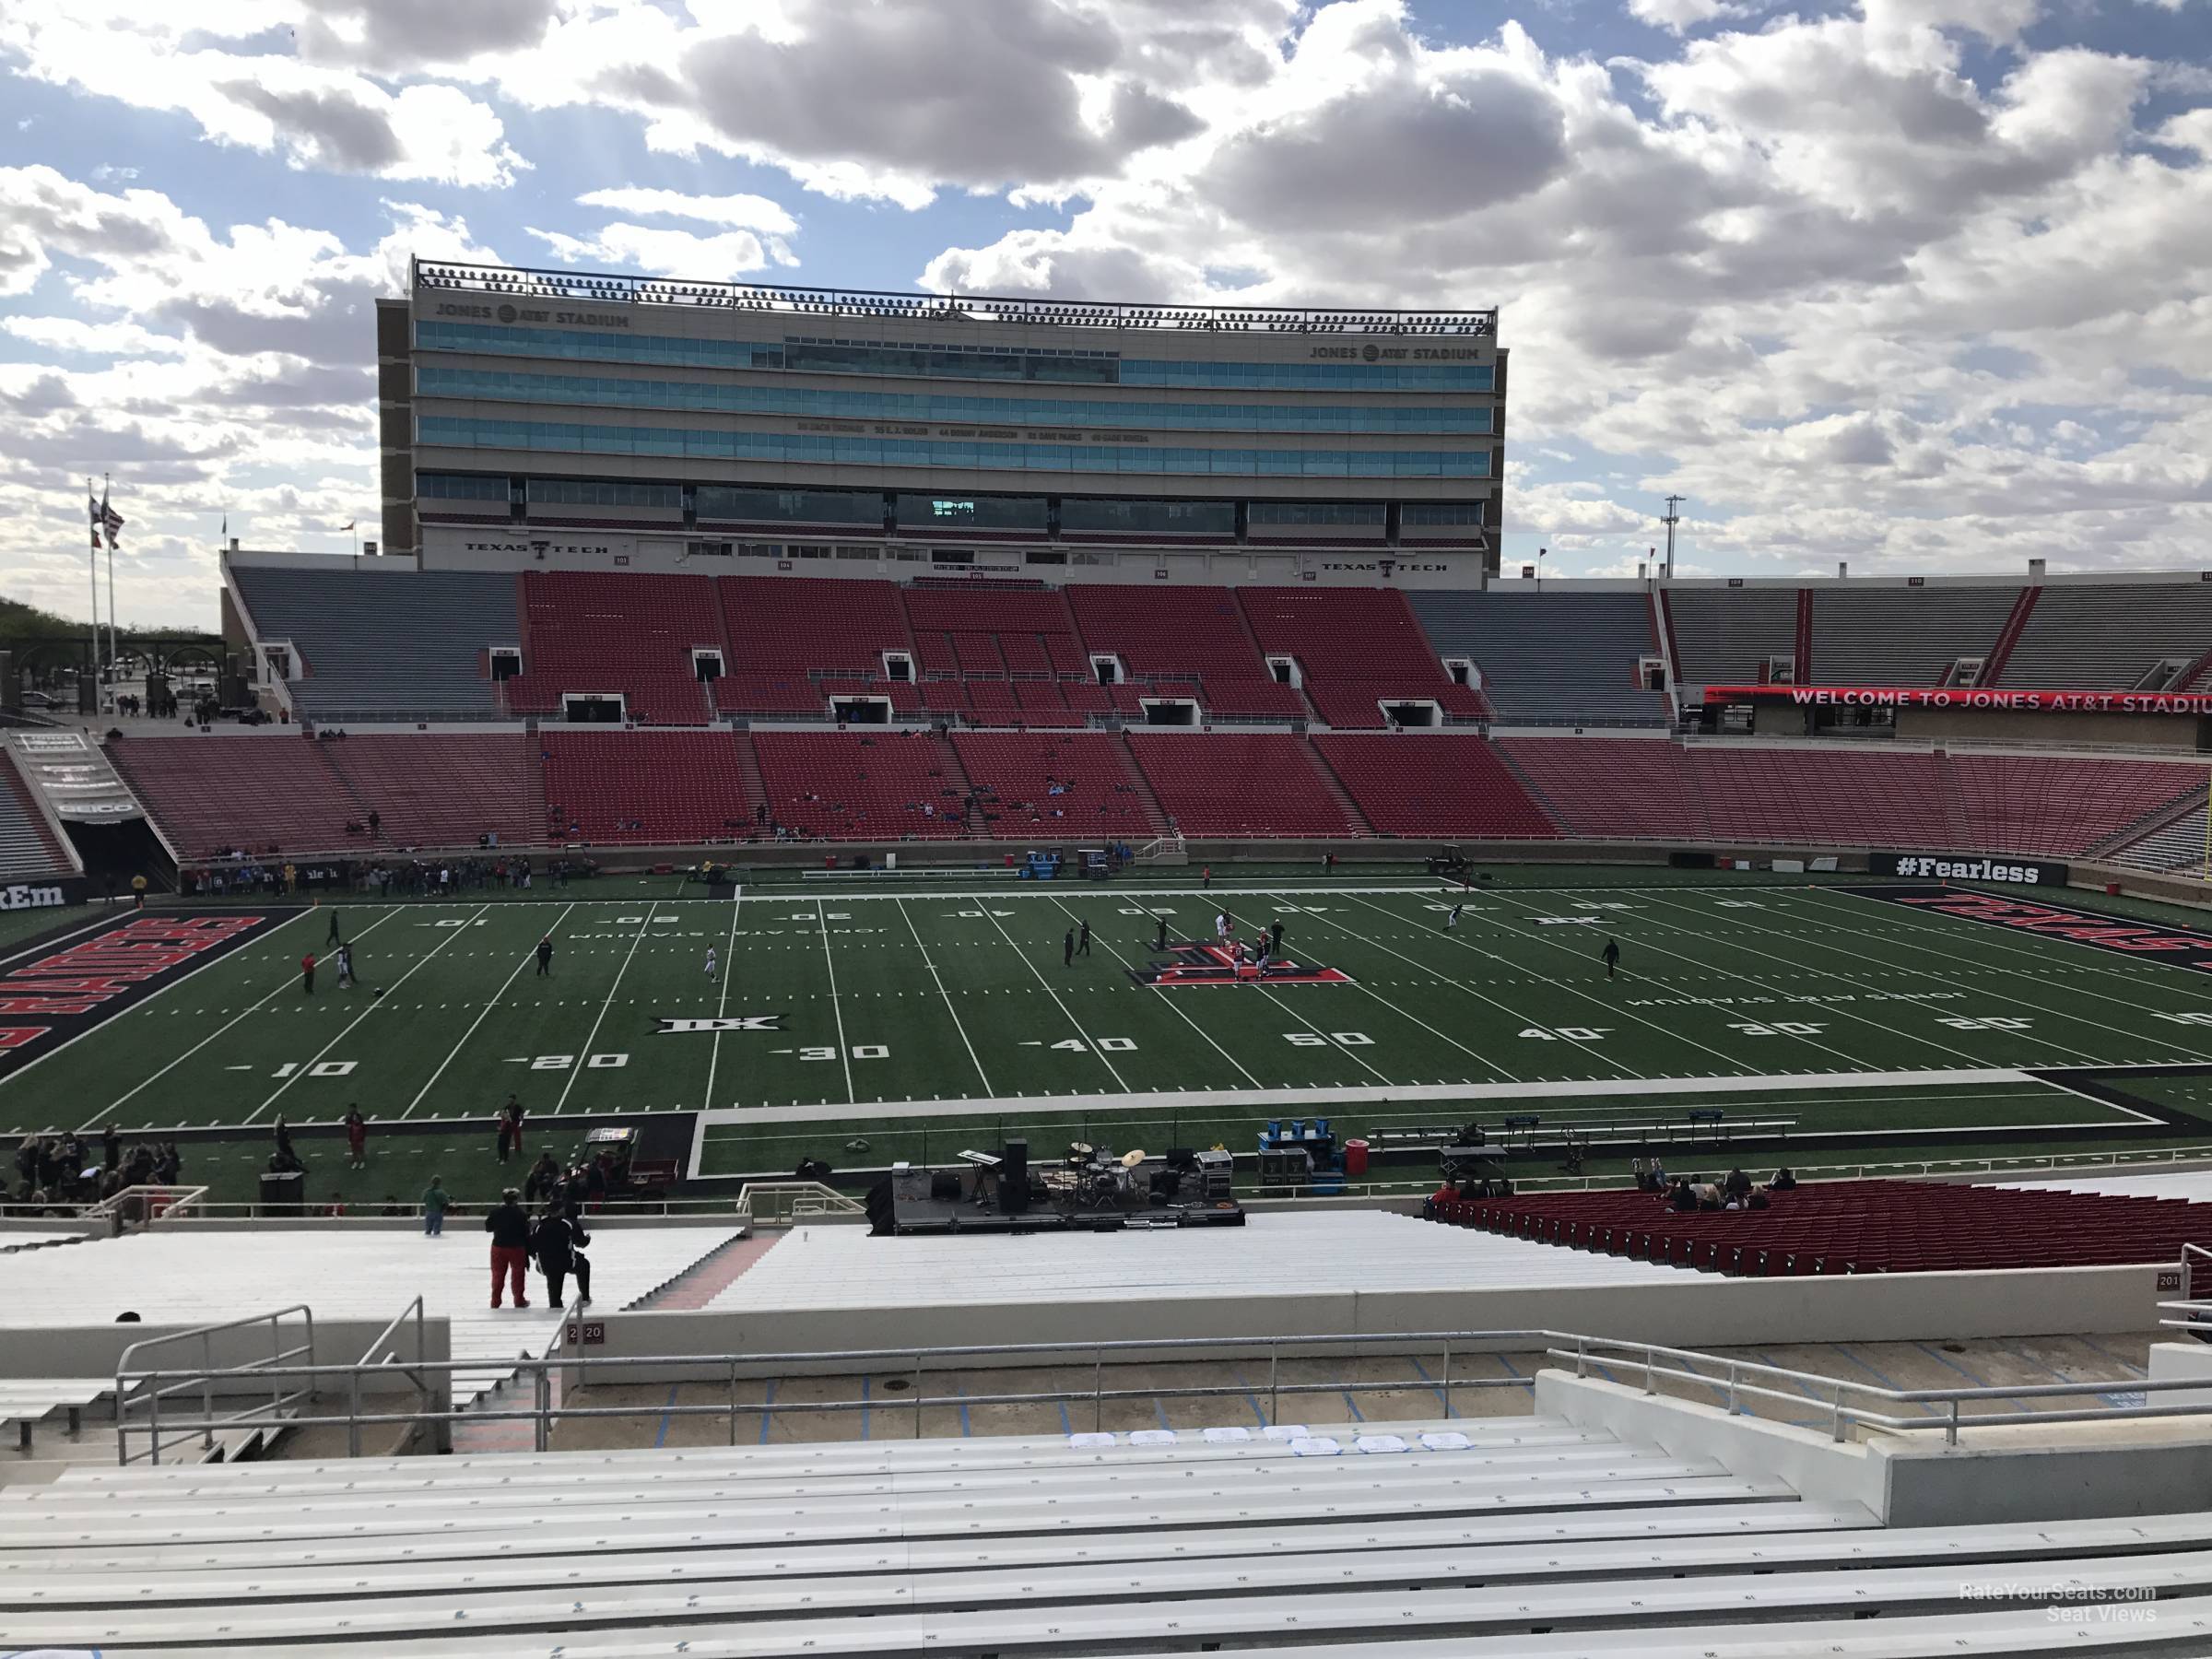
[98,484,124,549]
[339,521,356,532]
[88,488,101,551]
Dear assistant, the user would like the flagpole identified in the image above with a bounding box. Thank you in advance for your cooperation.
[104,473,117,714]
[87,477,100,710]
[105,473,118,714]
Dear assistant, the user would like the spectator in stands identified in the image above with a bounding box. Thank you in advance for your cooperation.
[1767,1167,1797,1192]
[420,1174,451,1237]
[156,1142,180,1186]
[101,1124,118,1174]
[533,1204,591,1305]
[1668,1177,1697,1212]
[324,1193,347,1218]
[496,1094,525,1162]
[485,1188,532,1309]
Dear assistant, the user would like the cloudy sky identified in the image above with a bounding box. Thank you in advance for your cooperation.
[0,0,2207,629]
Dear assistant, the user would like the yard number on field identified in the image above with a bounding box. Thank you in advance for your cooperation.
[1519,1026,1612,1041]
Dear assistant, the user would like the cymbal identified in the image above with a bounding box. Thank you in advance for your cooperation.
[1068,1141,1094,1158]
[1120,1148,1148,1168]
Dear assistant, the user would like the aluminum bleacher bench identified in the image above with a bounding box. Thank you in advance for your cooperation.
[0,1376,109,1450]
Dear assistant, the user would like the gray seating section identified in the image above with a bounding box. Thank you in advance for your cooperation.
[1665,586,1798,688]
[2111,801,2212,872]
[228,567,519,720]
[1408,591,1668,726]
[2002,582,2212,688]
[0,749,70,880]
[1810,585,2019,685]
[16,1419,2212,1654]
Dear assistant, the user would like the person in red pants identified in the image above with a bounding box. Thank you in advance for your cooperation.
[484,1187,532,1309]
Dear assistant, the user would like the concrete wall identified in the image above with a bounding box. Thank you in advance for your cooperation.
[559,1261,2168,1383]
[1540,1371,2212,1527]
[0,1314,450,1394]
[1901,706,2204,751]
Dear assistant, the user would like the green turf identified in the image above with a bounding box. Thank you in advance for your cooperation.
[9,877,2212,1181]
[0,901,97,957]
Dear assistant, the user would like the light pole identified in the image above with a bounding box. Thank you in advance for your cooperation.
[1536,547,1547,593]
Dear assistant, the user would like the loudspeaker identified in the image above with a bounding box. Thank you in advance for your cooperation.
[999,1138,1030,1215]
[930,1169,961,1202]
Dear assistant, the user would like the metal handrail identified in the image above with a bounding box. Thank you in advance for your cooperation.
[115,1324,2192,1461]
[114,1303,315,1465]
[350,1295,429,1458]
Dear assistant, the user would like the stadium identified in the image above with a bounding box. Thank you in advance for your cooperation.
[10,259,2212,1655]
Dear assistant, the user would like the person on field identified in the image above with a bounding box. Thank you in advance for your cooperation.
[535,934,554,976]
[495,1094,524,1162]
[335,941,354,990]
[344,1105,368,1170]
[131,873,147,910]
[1445,903,1463,932]
[704,945,718,982]
[420,1173,450,1237]
[1077,918,1092,957]
[1063,927,1076,968]
[325,906,343,947]
[533,1204,592,1306]
[1602,937,1621,980]
[300,951,315,994]
[485,1188,532,1308]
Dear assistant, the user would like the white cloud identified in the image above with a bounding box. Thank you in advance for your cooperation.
[526,222,793,277]
[0,4,527,186]
[0,316,187,357]
[1626,0,1753,34]
[571,188,798,234]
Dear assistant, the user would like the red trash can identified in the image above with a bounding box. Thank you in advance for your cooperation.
[1343,1138,1370,1179]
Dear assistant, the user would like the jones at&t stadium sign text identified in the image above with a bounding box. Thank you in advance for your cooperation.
[1705,684,2212,716]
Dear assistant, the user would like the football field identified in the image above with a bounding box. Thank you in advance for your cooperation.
[7,876,2212,1182]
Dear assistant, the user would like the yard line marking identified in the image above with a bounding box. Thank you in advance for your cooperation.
[900,897,994,1097]
[1264,895,1545,1084]
[1642,888,2120,1067]
[1045,898,1260,1089]
[975,905,1128,1090]
[1256,888,1530,1084]
[403,902,577,1120]
[702,886,746,1112]
[1805,887,2212,1062]
[556,907,658,1114]
[1339,891,1753,1077]
[1558,889,2018,1071]
[247,904,491,1124]
[78,907,406,1131]
[816,899,855,1105]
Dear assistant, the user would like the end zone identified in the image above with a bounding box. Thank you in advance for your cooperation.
[0,909,301,1081]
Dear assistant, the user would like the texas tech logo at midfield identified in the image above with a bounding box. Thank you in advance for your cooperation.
[1129,941,1353,988]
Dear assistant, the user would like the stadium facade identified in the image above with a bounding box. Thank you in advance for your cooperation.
[377,260,1505,586]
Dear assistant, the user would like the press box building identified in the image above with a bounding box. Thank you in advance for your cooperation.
[374,260,1506,587]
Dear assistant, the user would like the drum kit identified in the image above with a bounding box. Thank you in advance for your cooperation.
[1042,1141,1151,1209]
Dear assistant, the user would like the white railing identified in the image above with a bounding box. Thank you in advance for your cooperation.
[111,1324,2198,1462]
[114,1304,315,1465]
[735,1181,864,1226]
[85,1183,206,1224]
